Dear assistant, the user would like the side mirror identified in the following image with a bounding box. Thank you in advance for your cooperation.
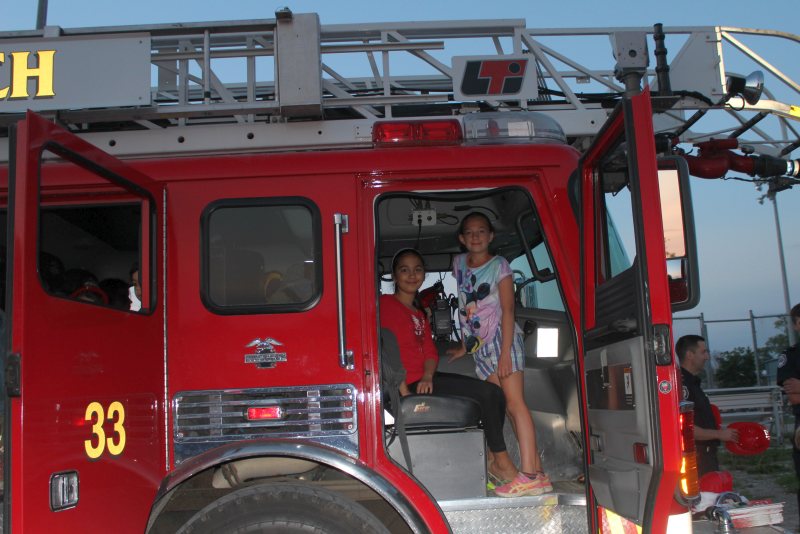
[658,157,699,311]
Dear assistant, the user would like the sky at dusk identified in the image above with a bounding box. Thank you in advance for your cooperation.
[4,0,798,351]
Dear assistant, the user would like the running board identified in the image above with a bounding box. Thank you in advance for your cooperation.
[440,485,588,534]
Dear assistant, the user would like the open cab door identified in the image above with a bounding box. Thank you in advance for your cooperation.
[4,112,165,533]
[579,90,693,533]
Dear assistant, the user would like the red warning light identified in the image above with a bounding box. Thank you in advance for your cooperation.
[247,406,282,420]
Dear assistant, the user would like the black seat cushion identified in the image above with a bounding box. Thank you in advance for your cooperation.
[398,394,481,430]
[381,327,480,431]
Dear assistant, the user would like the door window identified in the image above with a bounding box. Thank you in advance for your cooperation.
[510,242,564,312]
[37,149,153,313]
[598,170,636,282]
[201,198,321,313]
[588,138,643,341]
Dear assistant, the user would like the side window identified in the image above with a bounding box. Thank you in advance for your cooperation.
[202,199,321,313]
[507,209,566,313]
[510,242,564,312]
[590,139,643,337]
[601,179,635,280]
[38,150,153,313]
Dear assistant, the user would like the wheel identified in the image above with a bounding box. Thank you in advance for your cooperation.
[176,482,391,534]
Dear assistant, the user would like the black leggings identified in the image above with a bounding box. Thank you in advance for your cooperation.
[408,371,508,453]
[696,442,720,477]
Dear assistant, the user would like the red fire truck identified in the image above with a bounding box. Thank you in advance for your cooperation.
[0,10,797,534]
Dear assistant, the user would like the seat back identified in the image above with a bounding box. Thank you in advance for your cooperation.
[380,328,407,399]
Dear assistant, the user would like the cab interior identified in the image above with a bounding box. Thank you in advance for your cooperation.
[375,187,584,500]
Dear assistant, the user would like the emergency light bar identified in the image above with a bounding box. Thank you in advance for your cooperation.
[372,120,463,147]
[463,112,566,145]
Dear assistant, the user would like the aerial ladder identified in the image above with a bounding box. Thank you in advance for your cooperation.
[0,9,799,534]
[0,8,799,190]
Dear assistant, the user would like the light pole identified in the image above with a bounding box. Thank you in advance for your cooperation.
[770,193,795,345]
[36,0,48,30]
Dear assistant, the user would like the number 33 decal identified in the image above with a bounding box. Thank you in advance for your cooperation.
[84,401,126,459]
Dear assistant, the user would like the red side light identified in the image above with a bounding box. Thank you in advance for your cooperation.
[247,406,282,420]
[679,409,696,453]
[679,403,700,499]
[418,120,462,142]
[633,442,648,464]
[373,120,463,147]
[372,122,415,145]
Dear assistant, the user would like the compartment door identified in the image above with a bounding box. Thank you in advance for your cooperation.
[579,91,682,532]
[6,112,165,533]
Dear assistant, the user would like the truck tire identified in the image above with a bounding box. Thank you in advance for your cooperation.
[176,482,391,534]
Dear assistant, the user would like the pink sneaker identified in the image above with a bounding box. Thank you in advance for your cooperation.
[535,472,553,493]
[494,472,552,497]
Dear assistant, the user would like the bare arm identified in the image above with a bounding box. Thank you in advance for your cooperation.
[497,276,516,378]
[446,341,467,362]
[415,358,437,394]
[694,426,738,442]
[783,378,800,404]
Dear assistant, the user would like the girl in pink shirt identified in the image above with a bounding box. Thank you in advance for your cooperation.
[448,212,551,497]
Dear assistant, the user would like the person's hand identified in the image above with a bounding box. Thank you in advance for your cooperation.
[416,375,434,394]
[399,383,411,397]
[783,378,800,394]
[781,378,800,404]
[497,351,513,379]
[447,345,467,363]
[718,427,739,442]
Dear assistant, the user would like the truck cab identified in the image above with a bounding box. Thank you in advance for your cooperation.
[3,9,796,534]
[0,93,695,532]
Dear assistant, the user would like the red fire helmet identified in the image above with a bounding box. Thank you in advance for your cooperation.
[725,422,770,456]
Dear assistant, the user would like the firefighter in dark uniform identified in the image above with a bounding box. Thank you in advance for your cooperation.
[776,303,800,516]
[676,335,738,476]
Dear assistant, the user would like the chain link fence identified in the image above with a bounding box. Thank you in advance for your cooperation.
[673,311,795,389]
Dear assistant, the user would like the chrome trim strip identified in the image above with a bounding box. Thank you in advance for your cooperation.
[156,441,431,534]
[172,384,358,463]
[438,492,586,512]
[162,188,169,471]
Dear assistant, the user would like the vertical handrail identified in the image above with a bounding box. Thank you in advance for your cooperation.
[334,213,354,370]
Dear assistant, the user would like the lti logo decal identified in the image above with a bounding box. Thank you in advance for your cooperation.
[244,337,287,369]
[0,50,56,99]
[461,59,528,96]
[452,55,537,102]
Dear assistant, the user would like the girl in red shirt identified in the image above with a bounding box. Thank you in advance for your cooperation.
[380,248,522,490]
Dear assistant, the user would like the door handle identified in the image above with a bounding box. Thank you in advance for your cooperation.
[334,213,354,370]
[600,348,609,389]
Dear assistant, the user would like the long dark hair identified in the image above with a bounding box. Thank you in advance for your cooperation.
[391,248,425,311]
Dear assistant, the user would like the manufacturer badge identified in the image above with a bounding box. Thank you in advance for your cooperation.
[244,337,287,369]
[413,402,431,414]
[658,380,672,394]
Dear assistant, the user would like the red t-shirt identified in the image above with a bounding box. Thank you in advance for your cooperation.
[379,294,439,384]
